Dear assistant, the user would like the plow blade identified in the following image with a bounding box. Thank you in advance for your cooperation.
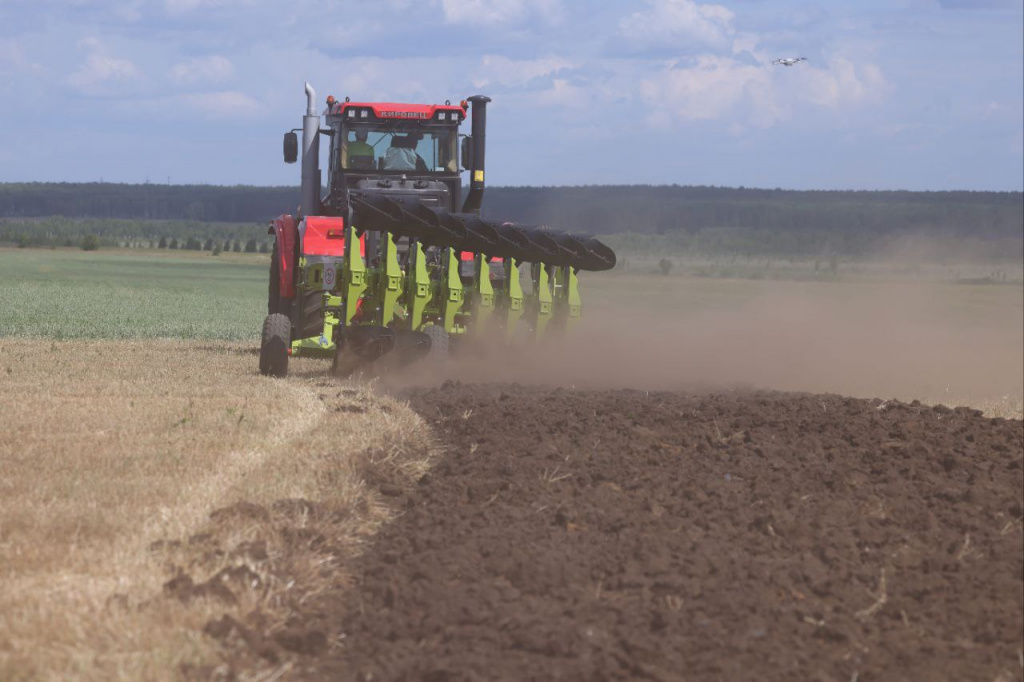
[333,326,432,376]
[545,231,617,272]
[351,194,616,271]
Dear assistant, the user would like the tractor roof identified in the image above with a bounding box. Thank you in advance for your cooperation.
[328,100,467,122]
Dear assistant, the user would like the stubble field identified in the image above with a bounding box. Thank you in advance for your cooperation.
[0,246,1021,680]
[0,339,437,679]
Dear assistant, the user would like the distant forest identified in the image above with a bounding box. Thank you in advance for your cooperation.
[1,182,1020,259]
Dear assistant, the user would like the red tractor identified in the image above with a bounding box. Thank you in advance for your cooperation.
[260,83,614,377]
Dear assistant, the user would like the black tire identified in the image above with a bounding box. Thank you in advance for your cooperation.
[259,313,291,377]
[422,324,449,361]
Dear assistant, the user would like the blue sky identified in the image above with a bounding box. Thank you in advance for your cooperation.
[0,0,1021,190]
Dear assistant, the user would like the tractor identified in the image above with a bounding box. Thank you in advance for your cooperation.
[259,83,615,377]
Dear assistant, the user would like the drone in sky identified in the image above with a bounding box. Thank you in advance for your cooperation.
[772,57,807,67]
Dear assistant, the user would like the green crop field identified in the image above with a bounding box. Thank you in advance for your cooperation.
[0,247,267,340]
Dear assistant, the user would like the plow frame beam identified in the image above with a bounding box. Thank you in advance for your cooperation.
[367,231,402,328]
[342,224,367,326]
[405,240,431,331]
[552,265,582,332]
[439,248,464,333]
[530,263,554,339]
[501,258,524,338]
[467,253,495,335]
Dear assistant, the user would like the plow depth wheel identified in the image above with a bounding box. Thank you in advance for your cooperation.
[259,313,291,377]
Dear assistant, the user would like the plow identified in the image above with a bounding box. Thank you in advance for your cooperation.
[259,84,615,377]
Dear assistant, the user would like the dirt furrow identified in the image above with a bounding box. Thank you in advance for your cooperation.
[296,384,1022,681]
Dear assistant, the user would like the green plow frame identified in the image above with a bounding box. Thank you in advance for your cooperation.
[288,227,589,359]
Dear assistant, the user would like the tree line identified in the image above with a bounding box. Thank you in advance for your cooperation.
[483,186,1022,241]
[1,182,1019,237]
[0,182,1020,259]
[0,183,297,223]
[0,216,273,251]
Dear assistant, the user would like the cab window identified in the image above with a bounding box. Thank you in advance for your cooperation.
[340,124,457,172]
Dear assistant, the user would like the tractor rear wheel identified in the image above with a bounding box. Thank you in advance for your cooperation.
[259,313,291,377]
[422,324,449,362]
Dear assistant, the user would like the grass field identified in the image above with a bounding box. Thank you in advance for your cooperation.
[0,245,1021,678]
[0,248,267,340]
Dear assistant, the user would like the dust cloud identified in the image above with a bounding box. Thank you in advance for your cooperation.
[389,280,1023,406]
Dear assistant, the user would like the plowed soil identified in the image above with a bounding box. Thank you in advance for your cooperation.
[298,385,1022,682]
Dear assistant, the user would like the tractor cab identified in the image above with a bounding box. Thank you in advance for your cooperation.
[322,100,467,215]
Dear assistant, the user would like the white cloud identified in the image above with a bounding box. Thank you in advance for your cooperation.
[439,0,562,25]
[637,53,888,128]
[0,40,43,95]
[619,0,736,52]
[164,0,255,14]
[795,57,887,109]
[319,21,382,47]
[639,56,767,124]
[1009,130,1023,156]
[164,0,202,10]
[936,0,1020,8]
[0,40,42,75]
[134,90,262,119]
[241,45,483,112]
[177,90,261,116]
[68,52,140,90]
[731,31,760,56]
[66,38,141,94]
[534,77,591,109]
[471,55,577,89]
[112,1,144,22]
[77,36,103,52]
[790,2,828,28]
[169,55,234,84]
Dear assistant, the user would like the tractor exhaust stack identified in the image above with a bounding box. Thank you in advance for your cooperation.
[461,95,491,215]
[300,82,320,217]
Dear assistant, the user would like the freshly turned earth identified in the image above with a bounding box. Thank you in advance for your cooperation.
[308,385,1023,681]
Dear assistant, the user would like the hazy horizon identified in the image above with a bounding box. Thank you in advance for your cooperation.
[1,180,1022,195]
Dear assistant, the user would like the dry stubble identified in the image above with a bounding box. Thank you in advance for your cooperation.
[0,339,435,680]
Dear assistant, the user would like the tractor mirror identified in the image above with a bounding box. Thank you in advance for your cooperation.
[460,136,473,170]
[283,132,298,164]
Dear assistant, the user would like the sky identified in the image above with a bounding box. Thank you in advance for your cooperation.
[0,0,1021,191]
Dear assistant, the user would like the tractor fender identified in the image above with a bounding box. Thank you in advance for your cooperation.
[269,215,298,299]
